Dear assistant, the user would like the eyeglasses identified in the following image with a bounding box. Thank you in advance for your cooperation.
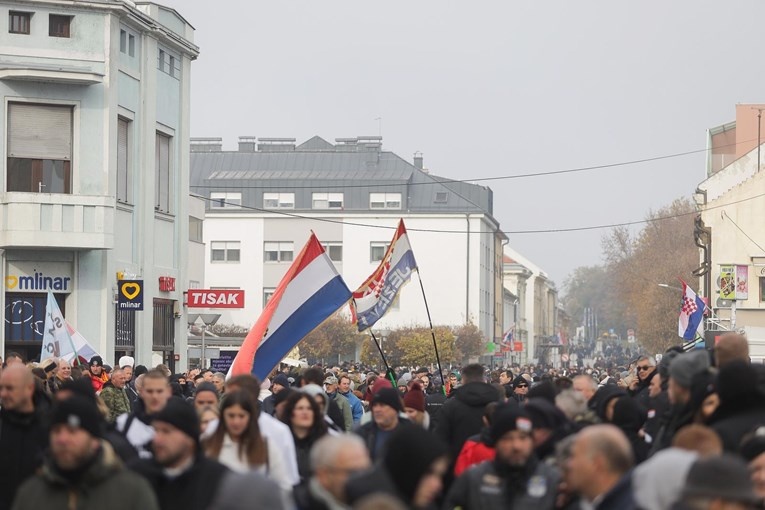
[636,366,651,371]
[516,384,528,388]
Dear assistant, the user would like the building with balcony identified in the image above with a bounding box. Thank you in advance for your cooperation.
[1,1,199,370]
[697,104,765,361]
[189,136,507,350]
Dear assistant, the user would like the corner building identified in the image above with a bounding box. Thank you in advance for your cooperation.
[0,0,199,370]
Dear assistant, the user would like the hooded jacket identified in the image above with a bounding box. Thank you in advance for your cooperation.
[435,381,502,459]
[11,442,158,510]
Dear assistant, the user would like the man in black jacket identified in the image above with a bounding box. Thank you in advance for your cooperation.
[131,398,229,510]
[355,388,411,461]
[0,365,48,510]
[628,355,656,410]
[435,364,503,461]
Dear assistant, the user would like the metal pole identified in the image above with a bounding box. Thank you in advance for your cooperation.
[201,325,206,369]
[758,110,761,171]
[731,300,737,330]
[415,270,446,391]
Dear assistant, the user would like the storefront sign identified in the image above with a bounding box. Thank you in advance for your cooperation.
[118,280,144,311]
[187,289,245,308]
[5,261,73,293]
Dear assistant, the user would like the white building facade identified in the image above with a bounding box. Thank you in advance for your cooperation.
[190,136,507,348]
[1,0,199,370]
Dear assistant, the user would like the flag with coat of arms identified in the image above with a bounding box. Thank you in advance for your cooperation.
[678,280,705,340]
[351,219,417,332]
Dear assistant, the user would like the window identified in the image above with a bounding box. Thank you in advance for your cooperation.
[263,288,275,307]
[128,34,135,57]
[5,294,65,342]
[117,117,131,203]
[264,242,294,262]
[211,241,240,263]
[9,11,31,34]
[49,14,71,38]
[120,29,127,52]
[370,242,389,263]
[760,277,765,302]
[434,191,449,203]
[7,103,73,194]
[189,217,203,242]
[322,243,343,262]
[369,192,402,210]
[158,47,180,78]
[263,192,294,209]
[210,192,242,208]
[159,49,165,71]
[169,55,176,77]
[155,132,171,213]
[312,192,344,209]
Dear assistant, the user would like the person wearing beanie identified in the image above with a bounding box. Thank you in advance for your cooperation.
[12,396,159,510]
[403,381,429,429]
[445,403,560,510]
[708,360,765,452]
[355,387,411,461]
[740,428,765,499]
[130,398,229,510]
[649,350,711,455]
[347,425,449,509]
[674,454,763,509]
[511,374,530,403]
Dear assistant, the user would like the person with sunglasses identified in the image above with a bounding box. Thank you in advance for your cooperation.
[511,375,530,404]
[628,356,658,409]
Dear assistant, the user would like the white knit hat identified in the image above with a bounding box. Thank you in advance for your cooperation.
[118,356,135,368]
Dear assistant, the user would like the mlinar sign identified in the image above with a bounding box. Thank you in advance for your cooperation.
[6,261,74,293]
[187,289,245,308]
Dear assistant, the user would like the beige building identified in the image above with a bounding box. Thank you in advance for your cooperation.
[697,104,765,361]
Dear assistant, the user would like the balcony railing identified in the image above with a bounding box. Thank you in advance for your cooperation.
[0,192,114,249]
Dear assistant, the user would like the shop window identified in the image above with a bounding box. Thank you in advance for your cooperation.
[5,293,65,343]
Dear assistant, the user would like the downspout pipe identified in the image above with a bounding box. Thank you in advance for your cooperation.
[465,214,470,322]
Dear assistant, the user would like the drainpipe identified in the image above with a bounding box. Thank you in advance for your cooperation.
[465,214,470,322]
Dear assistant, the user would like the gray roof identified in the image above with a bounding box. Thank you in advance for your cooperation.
[189,136,493,215]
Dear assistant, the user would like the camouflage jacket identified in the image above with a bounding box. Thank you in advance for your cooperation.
[100,384,131,423]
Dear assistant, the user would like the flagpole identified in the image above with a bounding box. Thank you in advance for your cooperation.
[369,330,396,386]
[415,269,446,393]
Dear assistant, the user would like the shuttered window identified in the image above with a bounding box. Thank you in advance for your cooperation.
[117,118,130,203]
[8,103,72,160]
[155,132,171,213]
[7,103,73,194]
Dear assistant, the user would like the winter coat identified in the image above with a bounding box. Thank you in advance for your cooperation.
[0,407,48,510]
[339,390,364,423]
[611,397,649,464]
[89,371,109,393]
[435,382,502,459]
[425,391,447,431]
[327,391,353,432]
[628,369,657,410]
[11,442,159,510]
[100,383,132,423]
[355,419,412,461]
[593,473,636,510]
[115,399,155,459]
[454,430,495,476]
[130,452,229,510]
[443,458,560,510]
[708,361,765,452]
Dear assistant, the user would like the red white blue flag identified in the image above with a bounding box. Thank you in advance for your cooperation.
[229,234,351,379]
[678,280,705,340]
[351,219,417,332]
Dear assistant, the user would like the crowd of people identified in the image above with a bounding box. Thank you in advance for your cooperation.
[1,331,764,510]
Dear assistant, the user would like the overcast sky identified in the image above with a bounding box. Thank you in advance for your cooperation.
[163,1,765,286]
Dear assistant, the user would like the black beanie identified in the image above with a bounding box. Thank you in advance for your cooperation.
[512,375,528,389]
[490,403,532,443]
[383,425,449,502]
[371,387,403,413]
[527,381,557,403]
[59,377,97,402]
[50,396,104,438]
[525,398,566,430]
[152,397,200,444]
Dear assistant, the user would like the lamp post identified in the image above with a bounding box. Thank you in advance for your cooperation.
[188,313,221,369]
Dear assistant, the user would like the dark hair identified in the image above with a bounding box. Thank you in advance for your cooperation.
[204,390,267,466]
[134,365,149,378]
[225,374,262,402]
[144,369,169,383]
[6,351,23,361]
[280,392,327,440]
[302,367,324,386]
[461,364,485,383]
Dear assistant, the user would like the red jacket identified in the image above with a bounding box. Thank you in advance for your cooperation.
[454,434,495,476]
[90,372,109,393]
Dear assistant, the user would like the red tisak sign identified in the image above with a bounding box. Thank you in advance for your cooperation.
[187,289,245,308]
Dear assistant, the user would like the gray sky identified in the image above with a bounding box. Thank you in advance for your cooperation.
[163,0,765,285]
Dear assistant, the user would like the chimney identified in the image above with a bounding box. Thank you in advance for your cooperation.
[257,138,296,152]
[413,151,423,170]
[238,136,257,152]
[190,137,223,152]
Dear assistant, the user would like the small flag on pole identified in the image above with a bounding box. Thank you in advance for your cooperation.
[228,233,352,380]
[678,280,705,341]
[351,219,418,332]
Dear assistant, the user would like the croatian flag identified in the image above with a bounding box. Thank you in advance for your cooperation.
[351,219,417,332]
[678,280,705,340]
[229,234,351,379]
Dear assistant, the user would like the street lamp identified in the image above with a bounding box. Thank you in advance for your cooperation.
[657,283,684,292]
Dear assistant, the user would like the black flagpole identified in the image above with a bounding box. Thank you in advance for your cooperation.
[416,269,446,393]
[370,330,397,386]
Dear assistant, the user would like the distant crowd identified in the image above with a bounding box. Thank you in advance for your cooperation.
[1,331,764,509]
